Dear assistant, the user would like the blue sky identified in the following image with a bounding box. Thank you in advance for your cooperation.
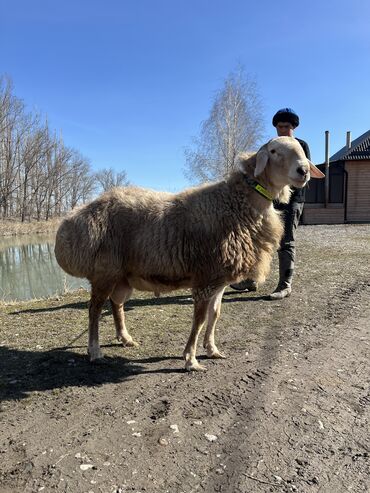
[1,0,370,191]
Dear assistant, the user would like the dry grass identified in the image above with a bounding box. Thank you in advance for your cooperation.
[0,218,61,237]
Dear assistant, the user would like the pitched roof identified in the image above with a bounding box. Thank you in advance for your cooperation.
[330,129,370,161]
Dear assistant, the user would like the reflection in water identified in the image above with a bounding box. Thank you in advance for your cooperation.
[0,234,89,301]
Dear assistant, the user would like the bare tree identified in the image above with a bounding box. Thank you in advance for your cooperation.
[65,151,95,210]
[184,67,265,183]
[0,76,29,218]
[0,75,132,220]
[95,167,129,193]
[0,75,104,220]
[19,123,53,221]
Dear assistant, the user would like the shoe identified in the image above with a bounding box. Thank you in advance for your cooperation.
[230,279,258,292]
[268,250,294,300]
[268,285,292,300]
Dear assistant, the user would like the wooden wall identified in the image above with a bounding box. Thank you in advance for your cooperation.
[302,204,345,225]
[345,161,370,222]
[302,159,370,224]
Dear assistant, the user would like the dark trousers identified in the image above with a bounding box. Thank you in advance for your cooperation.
[277,201,304,284]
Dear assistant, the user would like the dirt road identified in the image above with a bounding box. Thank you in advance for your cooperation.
[1,224,369,492]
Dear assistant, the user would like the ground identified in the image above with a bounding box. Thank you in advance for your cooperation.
[0,224,369,493]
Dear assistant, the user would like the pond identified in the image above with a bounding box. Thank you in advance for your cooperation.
[0,233,89,302]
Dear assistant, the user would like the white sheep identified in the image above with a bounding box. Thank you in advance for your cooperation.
[55,137,324,371]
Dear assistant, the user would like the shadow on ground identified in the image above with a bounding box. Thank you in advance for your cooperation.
[0,346,185,403]
[2,290,271,404]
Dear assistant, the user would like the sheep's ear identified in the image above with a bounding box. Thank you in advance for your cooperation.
[254,148,269,177]
[309,161,325,179]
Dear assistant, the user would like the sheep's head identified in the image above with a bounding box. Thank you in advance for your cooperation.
[254,137,324,189]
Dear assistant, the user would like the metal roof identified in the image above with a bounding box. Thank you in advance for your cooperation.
[330,129,370,161]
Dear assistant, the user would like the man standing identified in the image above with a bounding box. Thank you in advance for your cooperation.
[231,108,311,299]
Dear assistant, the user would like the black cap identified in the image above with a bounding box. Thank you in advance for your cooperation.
[272,108,299,128]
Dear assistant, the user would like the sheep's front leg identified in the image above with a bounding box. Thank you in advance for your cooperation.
[183,298,209,371]
[110,279,138,348]
[203,287,226,359]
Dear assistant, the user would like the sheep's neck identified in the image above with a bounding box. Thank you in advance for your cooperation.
[254,169,282,201]
[243,176,274,201]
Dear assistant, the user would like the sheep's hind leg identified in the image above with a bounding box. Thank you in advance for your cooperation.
[88,283,113,361]
[110,279,138,348]
[203,287,226,359]
[183,297,209,371]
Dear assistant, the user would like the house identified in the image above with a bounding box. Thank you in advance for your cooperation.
[302,129,370,224]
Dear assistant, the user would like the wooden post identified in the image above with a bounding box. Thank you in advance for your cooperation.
[325,131,330,207]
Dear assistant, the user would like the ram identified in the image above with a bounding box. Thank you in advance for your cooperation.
[55,136,324,371]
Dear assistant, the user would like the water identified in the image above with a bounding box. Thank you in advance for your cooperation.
[0,234,89,301]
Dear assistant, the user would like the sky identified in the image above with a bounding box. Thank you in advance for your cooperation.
[1,0,370,192]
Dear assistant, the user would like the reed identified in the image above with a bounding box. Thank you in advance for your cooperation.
[0,218,61,237]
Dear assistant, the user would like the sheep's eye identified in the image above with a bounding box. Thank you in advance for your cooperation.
[270,149,276,154]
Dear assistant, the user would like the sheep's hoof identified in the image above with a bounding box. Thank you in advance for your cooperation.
[185,359,207,372]
[207,349,226,359]
[204,344,226,359]
[91,356,109,366]
[116,334,139,347]
[88,347,103,362]
[123,339,139,348]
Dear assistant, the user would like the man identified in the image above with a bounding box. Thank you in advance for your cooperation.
[231,108,311,299]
